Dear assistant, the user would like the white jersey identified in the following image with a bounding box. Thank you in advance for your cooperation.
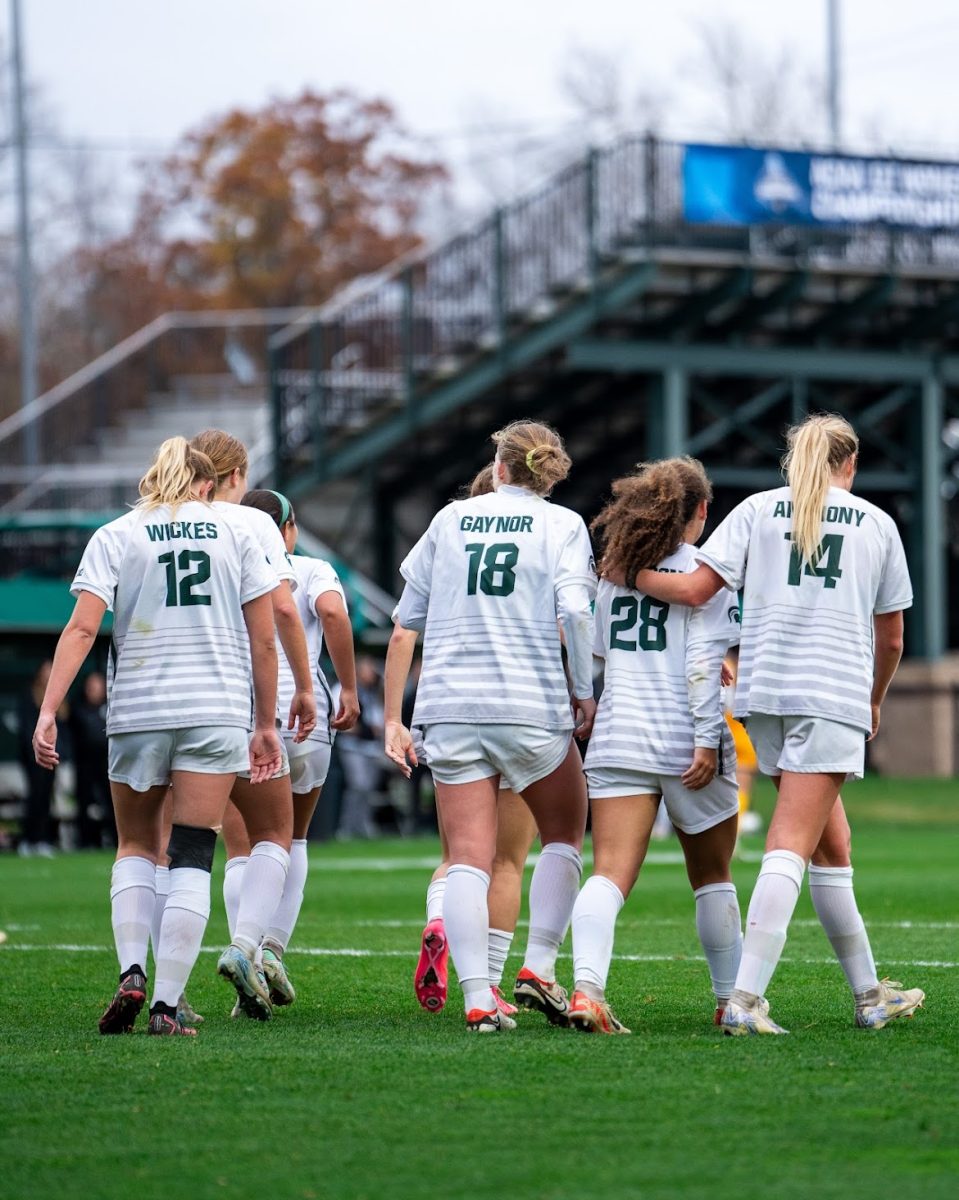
[400,484,597,732]
[212,501,296,590]
[71,502,278,735]
[586,544,739,776]
[698,485,913,734]
[277,554,346,744]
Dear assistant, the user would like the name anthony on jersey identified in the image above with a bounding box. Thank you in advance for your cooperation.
[144,521,220,542]
[772,500,866,526]
[460,515,534,533]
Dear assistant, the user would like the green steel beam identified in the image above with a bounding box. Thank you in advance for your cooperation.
[566,339,959,383]
[917,374,946,658]
[710,272,809,339]
[803,276,895,340]
[661,368,688,456]
[687,379,789,457]
[312,262,657,482]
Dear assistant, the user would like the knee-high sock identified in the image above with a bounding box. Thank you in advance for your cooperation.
[694,882,742,1003]
[232,842,290,958]
[426,877,446,925]
[110,856,156,976]
[264,839,309,954]
[151,865,170,968]
[733,850,805,1001]
[488,928,514,988]
[445,864,494,1013]
[523,842,583,981]
[222,855,248,941]
[572,874,624,997]
[808,865,878,999]
[152,867,210,1008]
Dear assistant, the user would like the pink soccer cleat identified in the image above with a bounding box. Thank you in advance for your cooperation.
[492,985,518,1017]
[414,918,449,1012]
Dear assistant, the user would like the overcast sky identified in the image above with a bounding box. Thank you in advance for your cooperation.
[7,0,959,216]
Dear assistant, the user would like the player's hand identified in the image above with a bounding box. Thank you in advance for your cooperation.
[331,688,360,732]
[721,661,734,687]
[682,747,717,791]
[868,703,881,742]
[249,728,283,784]
[288,689,317,744]
[32,713,59,769]
[572,696,597,740]
[384,720,417,778]
[601,560,627,587]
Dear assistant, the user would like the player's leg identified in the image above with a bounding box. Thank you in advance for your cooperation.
[99,776,167,1035]
[148,767,234,1036]
[150,790,203,1027]
[219,772,293,1020]
[811,797,924,1028]
[221,800,252,941]
[510,739,587,1025]
[487,787,537,1016]
[675,813,741,1022]
[415,799,451,1012]
[569,791,658,1034]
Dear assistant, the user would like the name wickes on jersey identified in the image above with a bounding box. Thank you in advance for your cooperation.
[772,500,866,527]
[459,515,534,533]
[144,521,220,542]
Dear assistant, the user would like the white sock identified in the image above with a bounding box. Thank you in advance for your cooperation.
[264,839,309,954]
[734,850,805,1001]
[151,865,170,968]
[808,865,879,999]
[571,874,624,996]
[110,856,156,975]
[445,864,494,1013]
[426,877,447,924]
[223,855,248,940]
[488,928,514,987]
[694,882,742,1003]
[233,842,290,958]
[152,867,210,1008]
[523,842,583,981]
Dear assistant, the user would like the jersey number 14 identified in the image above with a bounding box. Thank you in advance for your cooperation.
[784,533,844,590]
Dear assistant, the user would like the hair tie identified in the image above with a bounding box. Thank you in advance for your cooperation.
[525,448,541,475]
[268,489,292,525]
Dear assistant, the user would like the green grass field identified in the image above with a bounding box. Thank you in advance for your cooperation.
[2,777,957,1200]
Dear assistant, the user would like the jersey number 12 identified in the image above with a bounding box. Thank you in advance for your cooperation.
[158,550,212,607]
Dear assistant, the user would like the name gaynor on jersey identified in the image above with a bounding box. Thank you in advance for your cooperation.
[400,485,596,732]
[72,501,278,735]
[586,544,739,777]
[697,485,913,734]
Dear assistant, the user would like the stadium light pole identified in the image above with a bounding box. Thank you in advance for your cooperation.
[10,0,39,468]
[826,0,842,149]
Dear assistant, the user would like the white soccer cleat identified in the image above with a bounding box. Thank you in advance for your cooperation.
[855,980,925,1030]
[721,996,788,1036]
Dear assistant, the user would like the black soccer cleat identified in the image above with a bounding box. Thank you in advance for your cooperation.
[98,966,147,1035]
[147,1002,198,1037]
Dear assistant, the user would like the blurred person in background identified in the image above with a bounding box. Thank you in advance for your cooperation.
[337,656,386,837]
[17,661,62,857]
[70,672,115,849]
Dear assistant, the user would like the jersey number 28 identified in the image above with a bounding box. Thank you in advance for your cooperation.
[609,595,670,652]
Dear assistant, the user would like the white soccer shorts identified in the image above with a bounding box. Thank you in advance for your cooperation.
[108,726,250,791]
[422,722,572,794]
[586,766,739,834]
[745,714,866,781]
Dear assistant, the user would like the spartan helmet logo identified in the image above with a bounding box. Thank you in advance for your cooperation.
[727,605,741,625]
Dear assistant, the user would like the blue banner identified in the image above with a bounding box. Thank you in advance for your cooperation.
[682,143,959,229]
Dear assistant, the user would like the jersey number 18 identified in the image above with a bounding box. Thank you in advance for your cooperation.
[465,542,518,596]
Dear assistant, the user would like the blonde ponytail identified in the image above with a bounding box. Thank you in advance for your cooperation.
[783,414,859,566]
[138,437,217,513]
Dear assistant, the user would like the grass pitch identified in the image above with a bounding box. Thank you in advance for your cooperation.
[2,776,957,1200]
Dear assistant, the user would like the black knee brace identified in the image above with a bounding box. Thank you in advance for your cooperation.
[166,824,217,872]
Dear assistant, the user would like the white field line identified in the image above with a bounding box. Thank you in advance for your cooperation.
[353,918,959,931]
[3,943,957,969]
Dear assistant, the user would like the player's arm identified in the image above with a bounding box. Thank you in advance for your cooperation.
[271,580,316,742]
[33,591,106,769]
[556,581,597,739]
[635,564,725,607]
[870,610,905,741]
[316,590,359,731]
[682,600,730,790]
[384,618,420,778]
[243,591,283,783]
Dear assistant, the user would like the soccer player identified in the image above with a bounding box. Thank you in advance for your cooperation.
[384,420,597,1032]
[569,458,742,1034]
[31,437,283,1036]
[625,413,925,1035]
[406,462,538,1019]
[236,488,360,1006]
[188,430,316,1019]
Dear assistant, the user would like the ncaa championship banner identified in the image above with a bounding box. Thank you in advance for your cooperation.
[682,143,959,229]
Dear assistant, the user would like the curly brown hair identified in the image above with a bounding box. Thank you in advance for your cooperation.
[592,457,713,582]
[468,462,495,497]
